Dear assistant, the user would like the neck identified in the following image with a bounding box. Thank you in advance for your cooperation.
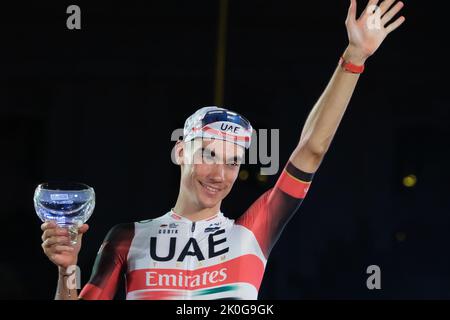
[173,192,221,222]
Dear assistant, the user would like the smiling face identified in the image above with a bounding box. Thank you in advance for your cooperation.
[177,138,245,211]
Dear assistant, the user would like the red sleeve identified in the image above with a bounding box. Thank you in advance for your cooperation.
[79,223,134,300]
[236,161,314,258]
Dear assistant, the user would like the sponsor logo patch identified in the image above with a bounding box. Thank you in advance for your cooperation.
[205,227,221,233]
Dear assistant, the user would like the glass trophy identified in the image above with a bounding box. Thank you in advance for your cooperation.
[34,182,95,245]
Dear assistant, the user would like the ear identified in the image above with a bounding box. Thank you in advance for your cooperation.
[174,140,184,165]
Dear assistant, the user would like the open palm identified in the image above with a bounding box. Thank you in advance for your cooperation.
[346,0,405,58]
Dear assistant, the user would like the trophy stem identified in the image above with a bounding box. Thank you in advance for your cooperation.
[68,224,79,245]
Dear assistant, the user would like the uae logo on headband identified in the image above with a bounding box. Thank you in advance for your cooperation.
[200,122,249,141]
[220,123,241,134]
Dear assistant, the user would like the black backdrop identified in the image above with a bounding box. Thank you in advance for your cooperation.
[1,1,449,299]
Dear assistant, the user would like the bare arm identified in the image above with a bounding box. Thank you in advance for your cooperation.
[55,267,79,300]
[41,221,89,300]
[290,0,405,173]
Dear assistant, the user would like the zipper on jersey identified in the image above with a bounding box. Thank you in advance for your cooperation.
[186,221,196,299]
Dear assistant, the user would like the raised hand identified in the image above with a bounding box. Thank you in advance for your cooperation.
[345,0,405,63]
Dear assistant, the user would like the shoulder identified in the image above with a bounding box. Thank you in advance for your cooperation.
[107,213,171,237]
[104,223,135,243]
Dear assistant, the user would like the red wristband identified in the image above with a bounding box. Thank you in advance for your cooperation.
[339,56,365,74]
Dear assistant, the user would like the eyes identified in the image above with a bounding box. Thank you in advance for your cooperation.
[228,161,240,167]
[200,148,240,167]
[201,148,215,160]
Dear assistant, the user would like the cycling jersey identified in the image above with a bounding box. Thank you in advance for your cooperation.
[79,161,314,300]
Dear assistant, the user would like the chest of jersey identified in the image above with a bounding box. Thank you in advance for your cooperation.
[124,219,266,299]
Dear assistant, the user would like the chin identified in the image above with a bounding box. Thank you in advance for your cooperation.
[196,190,223,210]
[197,194,221,209]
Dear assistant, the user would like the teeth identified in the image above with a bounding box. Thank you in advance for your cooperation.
[201,182,219,193]
[205,185,218,192]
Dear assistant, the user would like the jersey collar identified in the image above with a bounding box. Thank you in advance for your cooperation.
[168,209,224,224]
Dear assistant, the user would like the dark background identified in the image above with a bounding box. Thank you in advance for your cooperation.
[1,0,448,299]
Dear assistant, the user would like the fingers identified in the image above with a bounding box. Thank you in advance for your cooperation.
[41,223,89,241]
[78,224,89,234]
[381,1,404,26]
[75,224,89,245]
[45,245,75,263]
[42,235,75,259]
[41,221,57,231]
[53,245,75,253]
[41,226,69,242]
[379,0,396,15]
[347,0,357,23]
[386,16,406,34]
[368,0,380,6]
[42,235,71,248]
[364,0,380,16]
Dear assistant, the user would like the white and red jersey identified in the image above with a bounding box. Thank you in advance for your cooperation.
[79,161,314,300]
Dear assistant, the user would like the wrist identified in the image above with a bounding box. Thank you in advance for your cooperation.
[58,265,77,276]
[343,45,368,66]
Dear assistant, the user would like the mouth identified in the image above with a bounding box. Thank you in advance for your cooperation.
[198,181,222,195]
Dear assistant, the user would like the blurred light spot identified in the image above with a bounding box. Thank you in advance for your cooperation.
[239,170,249,181]
[403,174,417,188]
[395,232,407,242]
[256,173,268,183]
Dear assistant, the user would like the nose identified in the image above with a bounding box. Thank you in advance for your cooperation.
[208,163,225,182]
